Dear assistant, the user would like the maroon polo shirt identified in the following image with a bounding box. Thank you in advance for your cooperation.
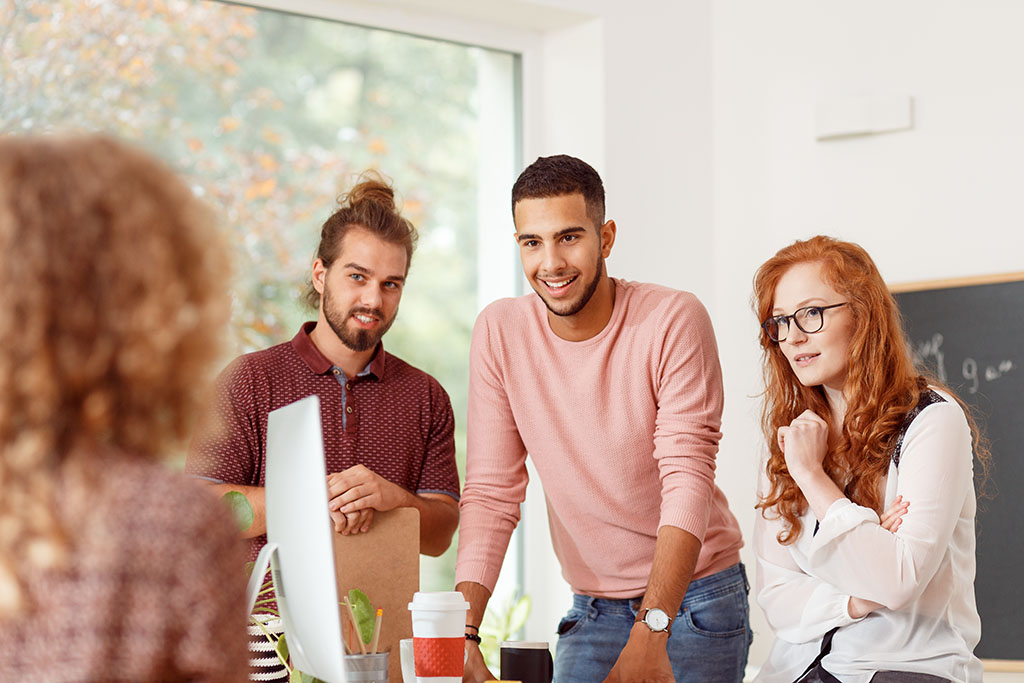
[186,322,459,562]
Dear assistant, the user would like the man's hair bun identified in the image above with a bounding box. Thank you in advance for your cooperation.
[344,175,397,212]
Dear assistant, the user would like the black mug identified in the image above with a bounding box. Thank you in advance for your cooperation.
[500,641,553,683]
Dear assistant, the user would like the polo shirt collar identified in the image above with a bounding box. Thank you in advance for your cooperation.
[291,322,387,379]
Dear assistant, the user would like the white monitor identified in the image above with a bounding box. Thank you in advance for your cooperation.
[245,395,346,683]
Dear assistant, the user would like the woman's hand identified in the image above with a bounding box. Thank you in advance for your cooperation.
[848,596,885,619]
[777,409,830,483]
[879,495,909,533]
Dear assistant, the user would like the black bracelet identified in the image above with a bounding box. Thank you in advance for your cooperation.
[465,632,482,644]
[465,623,480,632]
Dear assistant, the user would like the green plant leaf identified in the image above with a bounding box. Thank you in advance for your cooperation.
[289,670,304,683]
[222,490,254,531]
[347,589,375,644]
[478,593,532,670]
[276,632,290,663]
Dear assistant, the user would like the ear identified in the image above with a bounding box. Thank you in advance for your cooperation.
[599,219,617,258]
[311,258,327,295]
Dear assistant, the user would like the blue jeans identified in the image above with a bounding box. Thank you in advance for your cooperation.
[553,563,752,683]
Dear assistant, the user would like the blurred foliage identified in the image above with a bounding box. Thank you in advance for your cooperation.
[479,593,531,670]
[1,0,515,588]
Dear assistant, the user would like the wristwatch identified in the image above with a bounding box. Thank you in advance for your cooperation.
[635,607,673,635]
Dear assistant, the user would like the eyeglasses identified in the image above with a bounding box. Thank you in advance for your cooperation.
[761,302,848,342]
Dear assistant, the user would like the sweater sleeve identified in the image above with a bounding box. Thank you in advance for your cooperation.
[804,401,975,610]
[454,307,529,592]
[652,294,723,541]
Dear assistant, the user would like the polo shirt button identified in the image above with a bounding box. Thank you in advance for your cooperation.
[346,383,352,391]
[332,369,340,376]
[346,406,353,414]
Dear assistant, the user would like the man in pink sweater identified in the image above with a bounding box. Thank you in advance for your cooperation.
[456,155,748,682]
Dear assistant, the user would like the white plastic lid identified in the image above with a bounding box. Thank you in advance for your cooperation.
[500,641,549,649]
[408,590,470,611]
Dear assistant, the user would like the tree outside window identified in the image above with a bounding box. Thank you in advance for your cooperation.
[1,0,519,590]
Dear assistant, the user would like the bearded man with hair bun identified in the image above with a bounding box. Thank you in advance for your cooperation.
[186,172,460,565]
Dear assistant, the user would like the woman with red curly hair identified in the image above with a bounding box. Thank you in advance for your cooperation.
[751,236,984,683]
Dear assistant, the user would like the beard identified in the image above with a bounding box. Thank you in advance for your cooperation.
[322,286,397,352]
[538,251,604,318]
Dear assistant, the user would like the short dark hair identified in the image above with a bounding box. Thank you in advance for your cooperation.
[305,171,418,308]
[511,155,605,226]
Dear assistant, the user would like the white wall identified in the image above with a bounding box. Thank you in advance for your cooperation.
[711,1,1024,673]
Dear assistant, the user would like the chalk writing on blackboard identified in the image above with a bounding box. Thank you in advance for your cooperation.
[909,333,1015,395]
[912,333,947,382]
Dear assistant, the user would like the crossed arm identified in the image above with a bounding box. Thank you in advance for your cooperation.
[759,401,971,639]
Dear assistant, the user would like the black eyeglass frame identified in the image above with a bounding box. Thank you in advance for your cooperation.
[761,302,848,342]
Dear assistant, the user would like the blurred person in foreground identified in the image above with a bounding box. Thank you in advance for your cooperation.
[0,135,247,681]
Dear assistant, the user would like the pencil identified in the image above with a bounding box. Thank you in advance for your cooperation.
[370,608,383,654]
[344,598,367,654]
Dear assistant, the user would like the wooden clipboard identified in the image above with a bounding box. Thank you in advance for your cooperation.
[332,507,419,682]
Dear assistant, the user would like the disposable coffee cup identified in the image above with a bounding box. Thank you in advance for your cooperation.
[400,638,416,683]
[408,591,470,683]
[500,641,552,683]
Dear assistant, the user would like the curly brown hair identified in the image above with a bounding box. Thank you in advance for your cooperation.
[0,135,229,615]
[752,236,988,544]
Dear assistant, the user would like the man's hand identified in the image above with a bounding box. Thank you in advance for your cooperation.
[458,581,495,683]
[326,464,414,534]
[604,625,674,683]
[329,506,375,535]
[462,640,497,683]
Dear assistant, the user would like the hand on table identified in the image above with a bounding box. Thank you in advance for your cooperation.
[603,625,674,683]
[462,641,497,683]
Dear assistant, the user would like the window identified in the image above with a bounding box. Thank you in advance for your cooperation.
[2,0,520,589]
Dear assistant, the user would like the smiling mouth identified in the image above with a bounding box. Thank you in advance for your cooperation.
[351,313,379,327]
[539,275,578,291]
[794,353,820,364]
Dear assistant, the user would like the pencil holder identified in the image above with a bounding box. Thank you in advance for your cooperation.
[345,652,389,682]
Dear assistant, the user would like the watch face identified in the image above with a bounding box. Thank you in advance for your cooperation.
[645,608,670,631]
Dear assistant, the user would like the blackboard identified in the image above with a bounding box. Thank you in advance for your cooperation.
[891,273,1024,667]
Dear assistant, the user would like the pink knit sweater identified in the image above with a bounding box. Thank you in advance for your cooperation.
[455,279,743,598]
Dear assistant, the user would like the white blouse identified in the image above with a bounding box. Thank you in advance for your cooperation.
[753,390,983,683]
